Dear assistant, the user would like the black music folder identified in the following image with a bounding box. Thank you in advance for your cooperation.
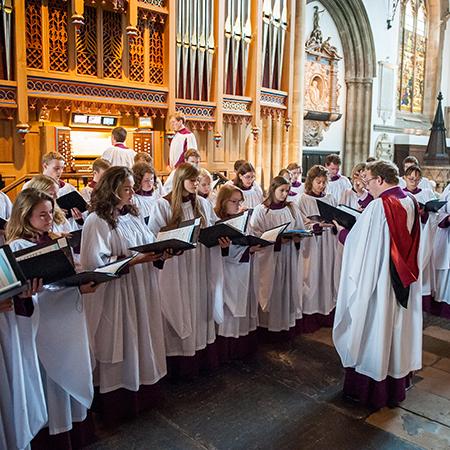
[232,223,290,247]
[0,245,29,301]
[316,200,360,229]
[56,191,88,218]
[418,200,447,213]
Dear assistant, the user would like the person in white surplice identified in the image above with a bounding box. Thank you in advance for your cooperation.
[324,153,352,203]
[333,160,422,410]
[168,113,198,170]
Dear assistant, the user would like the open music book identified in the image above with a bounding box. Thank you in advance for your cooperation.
[316,200,360,229]
[56,191,88,218]
[232,222,290,247]
[418,200,447,213]
[199,210,251,248]
[130,218,201,253]
[0,245,28,301]
[281,229,314,239]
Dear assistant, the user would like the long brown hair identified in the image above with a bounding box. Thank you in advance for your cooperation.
[214,184,243,220]
[132,162,156,191]
[26,175,67,225]
[90,166,139,229]
[233,162,256,189]
[262,176,294,213]
[164,163,206,227]
[6,189,55,243]
[304,165,328,195]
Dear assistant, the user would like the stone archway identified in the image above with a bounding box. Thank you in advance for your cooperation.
[307,0,377,174]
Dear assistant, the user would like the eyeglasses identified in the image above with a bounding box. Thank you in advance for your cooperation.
[405,177,420,182]
[228,199,244,205]
[241,174,256,180]
[363,177,379,184]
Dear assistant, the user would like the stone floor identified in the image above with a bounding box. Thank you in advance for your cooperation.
[86,314,450,450]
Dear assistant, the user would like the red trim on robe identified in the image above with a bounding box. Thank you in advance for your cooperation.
[381,195,420,288]
[174,127,193,168]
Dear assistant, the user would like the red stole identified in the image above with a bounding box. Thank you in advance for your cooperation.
[381,191,420,307]
[174,127,193,168]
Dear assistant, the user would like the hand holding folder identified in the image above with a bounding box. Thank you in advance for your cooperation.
[56,191,88,218]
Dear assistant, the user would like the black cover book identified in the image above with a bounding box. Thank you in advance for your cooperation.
[418,200,447,213]
[13,238,76,286]
[316,200,357,229]
[56,191,88,218]
[67,229,82,254]
[0,217,7,231]
[0,245,28,301]
[232,223,290,247]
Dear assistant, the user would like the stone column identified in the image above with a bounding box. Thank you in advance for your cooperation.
[261,115,273,188]
[343,78,373,175]
[272,114,283,176]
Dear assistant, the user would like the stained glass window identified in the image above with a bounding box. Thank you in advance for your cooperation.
[398,0,427,113]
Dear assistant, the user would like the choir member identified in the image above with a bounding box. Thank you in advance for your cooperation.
[0,289,47,450]
[6,189,97,444]
[325,154,352,202]
[102,127,137,168]
[250,176,303,332]
[80,158,111,204]
[0,190,12,245]
[286,162,304,197]
[232,162,264,209]
[399,156,434,191]
[163,148,201,194]
[168,113,198,169]
[134,152,164,196]
[148,163,221,376]
[402,165,438,304]
[197,168,216,206]
[132,162,161,220]
[80,167,167,408]
[333,160,422,410]
[433,187,450,315]
[214,185,259,357]
[340,163,373,211]
[298,165,340,330]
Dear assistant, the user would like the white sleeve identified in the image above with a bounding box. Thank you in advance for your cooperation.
[147,198,171,235]
[80,215,113,270]
[186,133,198,150]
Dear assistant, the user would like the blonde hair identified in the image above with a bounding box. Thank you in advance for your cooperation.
[184,148,201,161]
[42,151,65,166]
[6,189,55,243]
[134,152,153,165]
[198,168,212,182]
[92,158,111,173]
[214,184,243,220]
[165,163,206,227]
[26,175,67,225]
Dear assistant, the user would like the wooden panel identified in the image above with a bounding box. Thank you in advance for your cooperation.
[0,120,14,162]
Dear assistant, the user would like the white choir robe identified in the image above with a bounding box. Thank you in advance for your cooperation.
[217,245,258,338]
[102,145,137,168]
[162,170,175,195]
[80,185,93,204]
[298,193,341,315]
[240,184,264,209]
[0,191,12,246]
[326,175,352,203]
[399,176,435,191]
[0,306,47,450]
[147,197,224,356]
[290,182,304,197]
[339,189,370,210]
[407,189,438,297]
[132,191,160,220]
[250,203,303,331]
[80,212,167,393]
[433,189,450,303]
[9,239,93,435]
[169,129,197,168]
[333,196,423,381]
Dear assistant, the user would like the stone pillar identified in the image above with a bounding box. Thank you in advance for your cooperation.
[343,78,373,175]
[272,115,283,176]
[288,0,306,163]
[261,115,273,188]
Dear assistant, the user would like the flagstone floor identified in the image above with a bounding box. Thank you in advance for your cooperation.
[86,313,450,450]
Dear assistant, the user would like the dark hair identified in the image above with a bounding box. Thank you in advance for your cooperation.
[132,162,156,191]
[233,162,256,189]
[304,165,328,194]
[134,151,153,165]
[184,149,201,160]
[366,156,376,163]
[366,160,399,185]
[402,155,419,167]
[90,166,139,229]
[263,176,294,213]
[325,154,341,166]
[404,165,422,178]
[112,127,127,143]
[92,158,111,173]
[286,162,301,171]
[233,159,247,172]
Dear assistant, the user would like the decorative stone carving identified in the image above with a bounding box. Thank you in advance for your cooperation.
[303,6,342,146]
[374,133,394,161]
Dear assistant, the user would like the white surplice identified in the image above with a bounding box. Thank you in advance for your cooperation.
[298,193,341,315]
[80,212,167,393]
[250,203,303,331]
[217,245,258,338]
[327,175,352,203]
[9,238,93,435]
[240,184,264,209]
[0,192,12,246]
[147,196,223,356]
[0,307,47,450]
[169,130,197,168]
[399,176,434,191]
[333,196,423,381]
[133,191,160,220]
[434,189,450,302]
[102,145,137,168]
[339,189,370,211]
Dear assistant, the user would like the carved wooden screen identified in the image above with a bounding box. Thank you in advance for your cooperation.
[129,14,145,82]
[148,18,164,85]
[103,10,123,79]
[140,0,166,6]
[76,6,98,76]
[25,0,44,69]
[48,0,69,72]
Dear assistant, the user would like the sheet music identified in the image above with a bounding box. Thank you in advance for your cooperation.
[337,204,361,218]
[223,210,249,232]
[0,248,21,293]
[15,242,61,261]
[95,256,134,274]
[260,223,287,242]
